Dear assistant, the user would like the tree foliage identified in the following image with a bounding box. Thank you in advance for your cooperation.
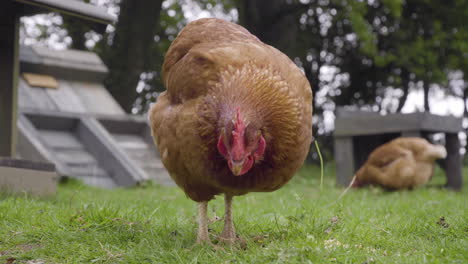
[233,0,466,112]
[29,0,467,114]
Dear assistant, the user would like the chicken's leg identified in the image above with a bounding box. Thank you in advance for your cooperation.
[196,201,210,244]
[219,194,236,244]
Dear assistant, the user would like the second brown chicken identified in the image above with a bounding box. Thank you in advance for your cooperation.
[353,137,447,190]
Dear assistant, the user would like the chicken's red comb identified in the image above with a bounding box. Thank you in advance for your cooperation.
[231,108,246,161]
[232,108,246,137]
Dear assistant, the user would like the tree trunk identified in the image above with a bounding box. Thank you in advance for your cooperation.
[102,0,163,113]
[236,0,306,56]
[397,69,410,112]
[397,85,409,112]
[423,80,430,112]
[463,84,468,159]
[464,84,468,117]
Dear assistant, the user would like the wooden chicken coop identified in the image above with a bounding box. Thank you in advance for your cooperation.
[334,107,463,190]
[0,0,172,191]
[16,45,172,188]
[0,0,116,194]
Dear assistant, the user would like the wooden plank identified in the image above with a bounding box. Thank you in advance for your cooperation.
[141,160,165,170]
[0,166,57,196]
[67,165,108,178]
[113,134,148,149]
[39,130,84,149]
[335,107,381,118]
[17,117,51,163]
[13,0,116,25]
[19,78,58,111]
[445,133,462,190]
[19,45,109,82]
[401,131,421,137]
[141,164,163,171]
[335,113,423,136]
[126,150,160,164]
[22,72,58,89]
[111,131,173,185]
[141,124,156,146]
[0,3,19,157]
[77,117,147,185]
[113,134,147,144]
[54,149,96,165]
[111,132,173,185]
[18,79,37,109]
[44,80,86,113]
[24,112,77,130]
[108,124,173,185]
[420,113,463,132]
[17,114,71,175]
[20,62,108,83]
[334,136,355,186]
[335,112,463,136]
[18,109,172,186]
[0,157,55,171]
[99,118,144,134]
[98,114,147,123]
[69,81,125,115]
[19,45,41,65]
[27,120,114,180]
[118,142,149,150]
[33,45,104,67]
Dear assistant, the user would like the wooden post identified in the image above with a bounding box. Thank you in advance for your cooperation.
[0,2,20,157]
[445,133,462,190]
[334,136,355,186]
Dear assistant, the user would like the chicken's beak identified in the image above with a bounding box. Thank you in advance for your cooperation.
[230,160,244,176]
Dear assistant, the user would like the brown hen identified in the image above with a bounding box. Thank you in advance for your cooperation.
[149,18,312,245]
[353,137,447,190]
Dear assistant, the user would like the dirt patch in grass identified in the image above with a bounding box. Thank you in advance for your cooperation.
[437,216,449,228]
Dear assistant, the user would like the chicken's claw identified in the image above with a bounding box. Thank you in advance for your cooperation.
[218,233,247,249]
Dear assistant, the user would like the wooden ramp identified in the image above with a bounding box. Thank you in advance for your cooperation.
[16,46,173,188]
[99,118,171,186]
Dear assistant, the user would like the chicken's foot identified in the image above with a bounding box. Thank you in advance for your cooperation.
[196,201,211,244]
[219,194,245,247]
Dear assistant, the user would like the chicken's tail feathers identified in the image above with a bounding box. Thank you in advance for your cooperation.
[430,144,447,159]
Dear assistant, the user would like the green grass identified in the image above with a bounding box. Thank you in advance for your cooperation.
[0,165,467,264]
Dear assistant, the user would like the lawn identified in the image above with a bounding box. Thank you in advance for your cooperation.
[0,165,467,264]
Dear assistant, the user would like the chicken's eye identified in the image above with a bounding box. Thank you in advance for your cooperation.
[244,125,258,144]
